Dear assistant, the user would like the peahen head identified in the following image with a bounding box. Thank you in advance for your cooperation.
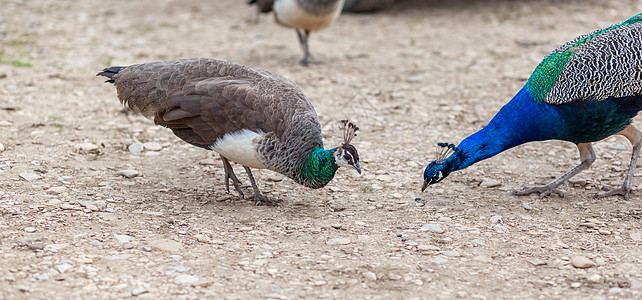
[422,143,457,191]
[332,120,361,174]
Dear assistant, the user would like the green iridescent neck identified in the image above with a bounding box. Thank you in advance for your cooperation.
[298,147,338,189]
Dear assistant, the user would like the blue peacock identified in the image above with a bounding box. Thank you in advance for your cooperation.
[423,13,642,199]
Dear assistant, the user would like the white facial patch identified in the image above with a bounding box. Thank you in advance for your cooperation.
[211,129,267,169]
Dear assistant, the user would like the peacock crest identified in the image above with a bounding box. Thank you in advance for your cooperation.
[435,143,457,164]
[340,119,359,146]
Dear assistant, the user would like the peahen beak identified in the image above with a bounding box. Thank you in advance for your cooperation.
[352,161,362,174]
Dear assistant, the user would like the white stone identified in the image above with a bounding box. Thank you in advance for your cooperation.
[128,142,144,154]
[149,239,182,251]
[24,227,36,233]
[175,274,200,284]
[326,238,351,245]
[0,142,4,152]
[143,142,163,151]
[630,232,641,242]
[479,179,501,188]
[118,169,140,178]
[74,143,100,153]
[419,223,444,233]
[571,256,595,269]
[417,244,440,251]
[47,186,67,195]
[114,234,132,243]
[19,172,41,181]
[363,271,377,281]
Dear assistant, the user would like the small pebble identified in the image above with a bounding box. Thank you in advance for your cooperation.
[114,234,133,243]
[441,250,460,257]
[629,232,641,241]
[598,229,611,235]
[175,274,200,284]
[528,258,547,266]
[19,173,41,182]
[143,142,162,151]
[118,169,140,178]
[571,256,595,269]
[489,215,502,224]
[363,271,377,281]
[0,142,4,152]
[417,244,440,251]
[587,274,601,283]
[131,287,148,296]
[74,143,100,154]
[438,216,452,222]
[128,142,144,154]
[24,227,36,233]
[570,282,581,288]
[521,203,533,211]
[419,223,444,234]
[47,186,67,195]
[479,179,501,188]
[194,234,210,243]
[149,239,183,252]
[199,158,217,165]
[326,238,351,245]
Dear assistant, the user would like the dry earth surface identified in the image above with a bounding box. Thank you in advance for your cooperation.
[1,0,642,299]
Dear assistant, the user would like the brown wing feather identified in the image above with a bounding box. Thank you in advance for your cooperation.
[109,58,321,149]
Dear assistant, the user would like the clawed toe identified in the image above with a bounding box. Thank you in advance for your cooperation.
[593,187,630,200]
[250,193,283,207]
[513,186,565,198]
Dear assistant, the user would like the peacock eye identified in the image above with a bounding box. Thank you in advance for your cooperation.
[343,154,351,161]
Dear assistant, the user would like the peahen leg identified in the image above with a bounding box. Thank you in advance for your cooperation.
[513,143,596,198]
[594,125,642,200]
[220,156,245,198]
[243,166,283,206]
[295,29,313,65]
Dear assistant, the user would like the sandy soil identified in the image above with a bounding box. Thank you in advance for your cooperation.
[1,0,642,299]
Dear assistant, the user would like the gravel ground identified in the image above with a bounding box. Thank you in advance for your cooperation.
[1,0,642,299]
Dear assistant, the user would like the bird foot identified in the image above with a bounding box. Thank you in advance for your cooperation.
[300,55,319,66]
[250,192,283,207]
[223,167,245,198]
[513,185,565,198]
[593,186,630,200]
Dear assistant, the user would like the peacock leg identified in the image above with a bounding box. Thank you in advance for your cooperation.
[594,125,642,200]
[513,143,596,198]
[220,156,245,198]
[243,166,283,206]
[296,29,313,65]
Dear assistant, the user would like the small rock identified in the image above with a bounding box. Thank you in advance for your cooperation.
[131,287,148,296]
[456,291,468,299]
[0,120,12,126]
[143,142,162,151]
[0,142,4,152]
[571,256,595,269]
[437,216,452,222]
[47,186,67,195]
[629,232,641,242]
[114,234,133,243]
[587,274,601,283]
[417,244,440,251]
[194,234,210,243]
[172,265,192,273]
[44,243,68,252]
[118,169,140,178]
[479,179,501,188]
[29,242,45,250]
[266,174,284,182]
[74,143,100,154]
[199,158,217,165]
[375,174,392,182]
[363,271,377,281]
[128,142,144,154]
[388,273,402,280]
[326,238,351,245]
[24,227,37,233]
[175,274,200,284]
[19,172,41,181]
[149,239,183,252]
[570,282,581,288]
[36,273,49,281]
[56,263,73,274]
[598,229,611,235]
[521,203,533,211]
[144,151,161,156]
[419,223,444,233]
[489,215,502,224]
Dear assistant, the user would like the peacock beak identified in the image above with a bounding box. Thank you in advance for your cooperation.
[352,161,362,174]
[421,179,431,192]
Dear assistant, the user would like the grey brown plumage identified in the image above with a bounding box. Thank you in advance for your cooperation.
[98,58,361,204]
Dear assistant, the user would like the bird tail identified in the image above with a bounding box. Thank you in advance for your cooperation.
[96,66,125,83]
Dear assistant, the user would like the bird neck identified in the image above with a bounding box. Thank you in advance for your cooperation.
[298,147,338,189]
[447,87,560,172]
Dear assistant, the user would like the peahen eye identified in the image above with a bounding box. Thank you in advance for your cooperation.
[343,154,351,160]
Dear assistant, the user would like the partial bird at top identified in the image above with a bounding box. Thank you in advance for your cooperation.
[423,13,642,199]
[97,58,361,206]
[247,0,345,65]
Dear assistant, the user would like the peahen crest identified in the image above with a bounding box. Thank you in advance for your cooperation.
[340,119,359,145]
[435,143,457,164]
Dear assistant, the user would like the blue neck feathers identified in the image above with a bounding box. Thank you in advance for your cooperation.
[446,87,566,171]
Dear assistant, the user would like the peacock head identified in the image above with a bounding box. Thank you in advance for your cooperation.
[422,143,457,191]
[333,120,361,174]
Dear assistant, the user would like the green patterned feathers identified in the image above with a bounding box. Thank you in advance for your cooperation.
[299,147,339,189]
[526,13,642,104]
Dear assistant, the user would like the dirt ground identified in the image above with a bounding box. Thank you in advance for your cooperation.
[1,0,642,299]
